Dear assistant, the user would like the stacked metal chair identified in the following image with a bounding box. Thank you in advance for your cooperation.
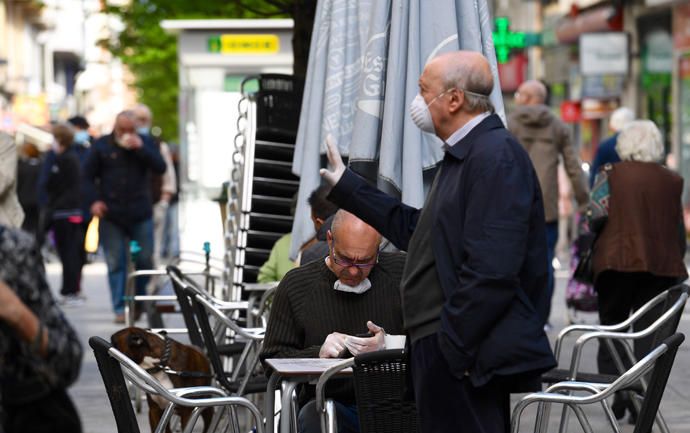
[225,74,304,302]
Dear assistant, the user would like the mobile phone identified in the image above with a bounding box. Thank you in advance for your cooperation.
[355,332,374,338]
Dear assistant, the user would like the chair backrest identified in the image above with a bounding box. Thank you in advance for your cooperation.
[89,336,141,433]
[648,285,689,349]
[167,265,205,349]
[185,285,235,393]
[633,332,685,433]
[352,349,418,433]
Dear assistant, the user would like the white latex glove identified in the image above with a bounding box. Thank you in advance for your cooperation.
[319,332,348,358]
[319,134,346,186]
[343,321,385,356]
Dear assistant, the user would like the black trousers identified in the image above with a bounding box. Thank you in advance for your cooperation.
[595,271,678,375]
[411,333,510,433]
[52,219,84,296]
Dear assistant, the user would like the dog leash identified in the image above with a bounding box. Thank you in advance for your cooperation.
[145,333,213,379]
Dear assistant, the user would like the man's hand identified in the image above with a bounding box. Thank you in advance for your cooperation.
[124,133,143,150]
[343,321,385,356]
[319,332,348,358]
[90,200,108,218]
[319,134,346,186]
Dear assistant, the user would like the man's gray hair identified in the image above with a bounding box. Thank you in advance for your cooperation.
[616,120,664,163]
[442,62,494,113]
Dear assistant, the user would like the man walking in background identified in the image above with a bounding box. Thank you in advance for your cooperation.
[84,110,166,323]
[508,79,589,329]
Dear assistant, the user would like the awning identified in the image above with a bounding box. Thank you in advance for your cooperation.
[290,0,505,257]
[555,6,622,44]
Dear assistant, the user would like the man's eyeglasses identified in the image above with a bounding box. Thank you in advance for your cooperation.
[329,245,378,269]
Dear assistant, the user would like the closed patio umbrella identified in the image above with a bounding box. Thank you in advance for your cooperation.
[291,0,504,257]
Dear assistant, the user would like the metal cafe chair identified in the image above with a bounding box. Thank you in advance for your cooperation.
[89,336,264,433]
[172,281,267,396]
[512,333,684,433]
[539,284,688,433]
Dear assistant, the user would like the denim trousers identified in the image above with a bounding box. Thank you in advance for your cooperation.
[542,221,559,324]
[99,217,154,314]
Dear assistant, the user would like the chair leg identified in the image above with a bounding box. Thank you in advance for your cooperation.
[207,405,224,433]
[557,403,570,433]
[570,405,596,433]
[599,400,620,433]
[325,400,338,433]
[155,403,176,433]
[280,381,299,433]
[535,401,549,433]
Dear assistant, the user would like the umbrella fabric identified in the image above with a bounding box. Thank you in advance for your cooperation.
[290,0,504,259]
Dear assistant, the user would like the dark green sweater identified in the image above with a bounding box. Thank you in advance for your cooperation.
[260,251,406,403]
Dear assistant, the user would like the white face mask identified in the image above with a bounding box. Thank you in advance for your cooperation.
[409,89,452,134]
[333,278,372,294]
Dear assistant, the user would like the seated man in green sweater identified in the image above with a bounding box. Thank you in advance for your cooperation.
[260,210,406,433]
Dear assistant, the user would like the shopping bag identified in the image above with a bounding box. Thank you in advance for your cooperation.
[84,216,99,253]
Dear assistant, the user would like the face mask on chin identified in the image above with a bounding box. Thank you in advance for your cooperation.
[136,126,150,136]
[333,278,372,294]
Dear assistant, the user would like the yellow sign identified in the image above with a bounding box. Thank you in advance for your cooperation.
[208,34,280,54]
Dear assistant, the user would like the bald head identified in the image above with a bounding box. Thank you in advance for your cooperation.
[327,210,381,286]
[114,110,137,137]
[330,210,380,246]
[515,80,547,106]
[430,51,494,96]
[133,104,152,128]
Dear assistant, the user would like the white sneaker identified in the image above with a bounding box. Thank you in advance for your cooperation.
[59,294,86,307]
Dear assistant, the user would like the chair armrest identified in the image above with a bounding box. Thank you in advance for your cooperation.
[196,295,265,341]
[315,358,355,414]
[544,381,608,394]
[169,386,228,398]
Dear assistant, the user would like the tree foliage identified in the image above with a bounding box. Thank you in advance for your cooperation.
[101,0,315,141]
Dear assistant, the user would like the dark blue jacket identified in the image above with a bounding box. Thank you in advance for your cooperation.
[590,133,621,187]
[83,133,166,228]
[329,114,556,390]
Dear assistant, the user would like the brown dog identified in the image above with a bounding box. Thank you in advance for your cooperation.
[111,327,214,433]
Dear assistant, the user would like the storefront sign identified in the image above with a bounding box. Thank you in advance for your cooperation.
[581,75,626,99]
[579,33,629,76]
[207,34,280,54]
[560,100,581,123]
[492,17,540,64]
[674,4,690,50]
[11,94,49,127]
[581,98,619,120]
[556,6,622,44]
[644,30,673,74]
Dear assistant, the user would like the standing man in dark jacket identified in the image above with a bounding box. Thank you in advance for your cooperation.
[83,110,166,323]
[508,80,589,328]
[321,51,555,433]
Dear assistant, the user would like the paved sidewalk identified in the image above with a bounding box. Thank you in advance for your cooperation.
[46,261,690,433]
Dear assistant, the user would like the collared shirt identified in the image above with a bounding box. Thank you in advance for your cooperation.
[443,111,492,150]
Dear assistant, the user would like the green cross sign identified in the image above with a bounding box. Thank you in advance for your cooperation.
[493,17,541,64]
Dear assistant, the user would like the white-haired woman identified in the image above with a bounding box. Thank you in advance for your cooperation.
[591,120,687,422]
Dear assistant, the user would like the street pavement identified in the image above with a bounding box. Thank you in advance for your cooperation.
[45,260,690,433]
